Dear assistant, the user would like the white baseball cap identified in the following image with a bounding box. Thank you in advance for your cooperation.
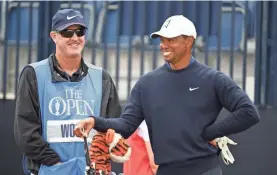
[150,15,197,39]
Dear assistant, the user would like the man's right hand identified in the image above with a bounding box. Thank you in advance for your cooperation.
[74,117,95,138]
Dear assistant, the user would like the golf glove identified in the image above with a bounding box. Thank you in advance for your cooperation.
[215,136,237,165]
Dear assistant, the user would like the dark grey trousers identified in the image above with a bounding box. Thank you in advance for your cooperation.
[200,166,222,175]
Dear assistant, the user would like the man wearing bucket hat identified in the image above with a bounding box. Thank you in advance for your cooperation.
[74,15,260,175]
[14,9,121,175]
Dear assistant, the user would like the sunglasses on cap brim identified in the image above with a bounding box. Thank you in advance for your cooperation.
[56,28,86,38]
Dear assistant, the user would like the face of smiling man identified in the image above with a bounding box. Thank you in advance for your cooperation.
[160,35,194,68]
[50,24,86,59]
[150,15,197,69]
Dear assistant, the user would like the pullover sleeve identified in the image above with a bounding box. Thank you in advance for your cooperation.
[203,72,260,141]
[93,80,144,139]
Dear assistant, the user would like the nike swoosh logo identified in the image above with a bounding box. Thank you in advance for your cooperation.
[189,87,199,91]
[67,15,78,20]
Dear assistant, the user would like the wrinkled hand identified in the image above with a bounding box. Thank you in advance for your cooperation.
[74,117,95,138]
[215,136,237,165]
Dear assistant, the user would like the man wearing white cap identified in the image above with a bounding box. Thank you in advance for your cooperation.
[74,15,260,175]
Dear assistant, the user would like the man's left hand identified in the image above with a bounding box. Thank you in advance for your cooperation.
[210,136,237,165]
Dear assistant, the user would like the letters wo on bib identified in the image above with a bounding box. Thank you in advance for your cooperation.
[27,58,103,175]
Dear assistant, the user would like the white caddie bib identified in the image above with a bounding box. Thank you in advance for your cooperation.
[46,120,96,143]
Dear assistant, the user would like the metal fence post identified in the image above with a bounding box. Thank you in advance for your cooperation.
[255,1,277,107]
[37,1,60,61]
[266,1,277,106]
[254,1,263,106]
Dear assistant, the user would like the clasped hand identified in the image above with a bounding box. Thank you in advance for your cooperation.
[74,117,95,138]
